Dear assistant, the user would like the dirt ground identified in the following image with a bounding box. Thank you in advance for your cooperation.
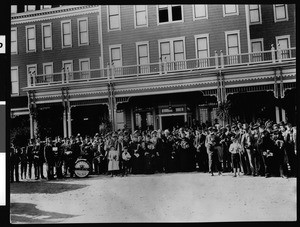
[10,172,297,223]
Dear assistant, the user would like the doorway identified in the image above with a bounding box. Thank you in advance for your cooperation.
[161,115,185,131]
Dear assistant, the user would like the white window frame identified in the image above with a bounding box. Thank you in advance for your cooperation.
[249,4,262,24]
[250,38,264,62]
[27,64,37,86]
[25,25,36,53]
[77,17,89,46]
[136,41,150,74]
[273,4,288,22]
[11,66,19,96]
[158,36,186,71]
[62,60,74,81]
[107,5,121,31]
[61,19,72,48]
[25,5,36,12]
[134,5,148,28]
[225,30,241,65]
[275,35,291,59]
[157,5,184,25]
[223,5,239,17]
[41,22,52,51]
[11,5,17,14]
[109,44,123,76]
[43,62,54,83]
[40,5,52,10]
[194,34,210,67]
[109,44,123,66]
[11,27,18,55]
[193,5,208,21]
[79,58,91,79]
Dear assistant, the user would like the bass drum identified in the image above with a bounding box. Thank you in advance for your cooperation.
[74,159,90,178]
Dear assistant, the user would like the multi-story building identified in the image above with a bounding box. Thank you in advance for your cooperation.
[10,4,296,139]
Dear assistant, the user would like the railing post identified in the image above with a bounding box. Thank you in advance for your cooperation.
[111,62,115,79]
[163,57,167,74]
[61,68,65,84]
[66,68,70,83]
[220,50,224,68]
[277,43,282,62]
[271,44,276,63]
[107,62,110,80]
[159,58,162,75]
[215,50,219,69]
[32,72,36,86]
[28,73,31,87]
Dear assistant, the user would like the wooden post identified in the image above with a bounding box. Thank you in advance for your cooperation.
[271,44,276,63]
[215,51,219,69]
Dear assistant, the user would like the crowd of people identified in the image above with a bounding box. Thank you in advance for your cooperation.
[10,119,297,182]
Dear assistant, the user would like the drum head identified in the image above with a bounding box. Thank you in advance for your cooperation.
[74,159,90,178]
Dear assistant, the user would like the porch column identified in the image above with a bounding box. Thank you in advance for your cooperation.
[275,106,280,123]
[152,108,156,130]
[107,82,117,131]
[63,109,67,138]
[29,111,34,139]
[281,108,286,123]
[131,108,135,131]
[67,106,72,138]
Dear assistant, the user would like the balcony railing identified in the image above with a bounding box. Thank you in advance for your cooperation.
[27,46,296,88]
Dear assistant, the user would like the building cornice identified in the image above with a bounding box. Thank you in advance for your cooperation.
[11,5,100,25]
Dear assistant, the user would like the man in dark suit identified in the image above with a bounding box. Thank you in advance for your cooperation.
[26,139,35,179]
[44,137,55,180]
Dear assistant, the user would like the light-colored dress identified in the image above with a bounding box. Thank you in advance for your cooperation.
[108,148,119,171]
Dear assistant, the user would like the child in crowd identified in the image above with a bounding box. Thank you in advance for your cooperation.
[229,135,243,177]
[107,145,119,177]
[122,146,131,176]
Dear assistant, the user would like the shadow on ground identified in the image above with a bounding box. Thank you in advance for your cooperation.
[10,202,78,224]
[10,181,88,194]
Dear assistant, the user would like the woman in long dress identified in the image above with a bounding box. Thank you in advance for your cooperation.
[107,145,119,177]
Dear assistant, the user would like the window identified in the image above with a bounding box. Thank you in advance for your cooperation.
[42,23,52,50]
[223,5,239,16]
[41,5,52,9]
[159,37,186,71]
[108,5,121,31]
[158,5,183,24]
[225,31,241,65]
[274,4,288,22]
[78,18,89,46]
[27,64,37,86]
[195,34,210,67]
[61,20,72,48]
[134,5,148,28]
[11,67,19,95]
[11,5,17,14]
[109,45,125,77]
[276,35,291,59]
[136,41,150,74]
[79,58,90,79]
[11,28,17,54]
[43,63,53,82]
[109,45,122,76]
[249,4,261,24]
[251,38,264,62]
[25,5,36,12]
[62,60,73,81]
[193,5,208,20]
[25,25,36,52]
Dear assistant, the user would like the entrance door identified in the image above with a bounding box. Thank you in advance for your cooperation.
[161,115,185,131]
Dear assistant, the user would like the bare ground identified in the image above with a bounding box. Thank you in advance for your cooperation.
[10,172,297,223]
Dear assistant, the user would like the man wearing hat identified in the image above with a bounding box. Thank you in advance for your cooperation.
[257,130,275,178]
[44,137,54,180]
[205,127,220,176]
[241,123,254,176]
